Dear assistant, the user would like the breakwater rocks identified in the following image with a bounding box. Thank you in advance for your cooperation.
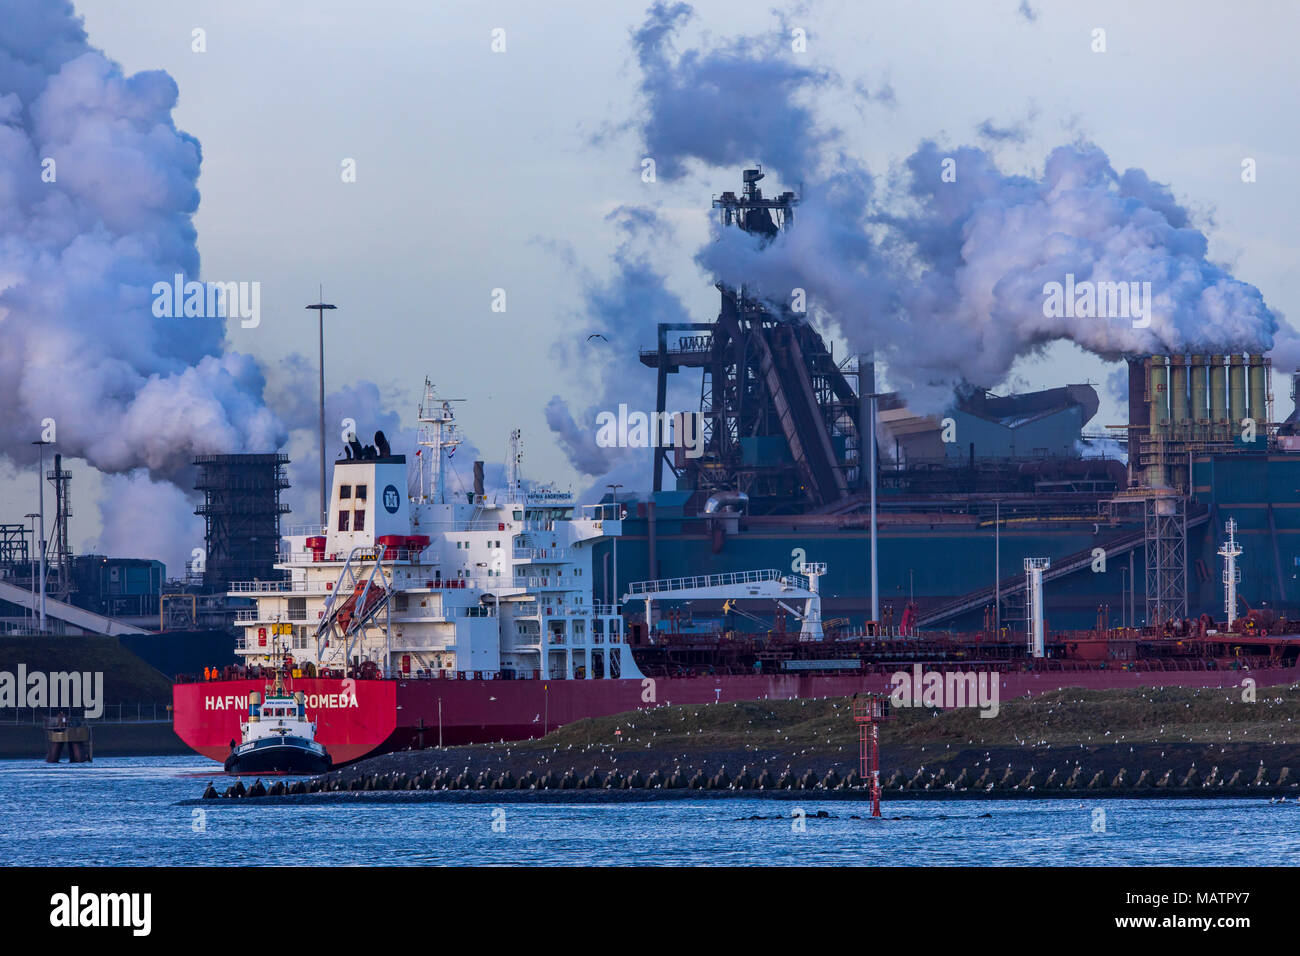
[191,759,1300,804]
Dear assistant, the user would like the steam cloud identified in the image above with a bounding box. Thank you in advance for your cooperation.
[545,205,692,492]
[0,0,286,478]
[0,1,292,570]
[624,1,1282,414]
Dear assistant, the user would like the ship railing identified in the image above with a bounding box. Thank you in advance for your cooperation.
[278,547,431,565]
[627,568,807,595]
[592,604,619,616]
[525,605,599,618]
[285,523,326,537]
[230,580,314,593]
[509,576,581,589]
[8,704,170,725]
[413,519,529,533]
[513,547,574,560]
[397,669,556,681]
[393,605,497,620]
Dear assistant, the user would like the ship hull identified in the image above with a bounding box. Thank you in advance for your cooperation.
[174,679,397,764]
[224,739,332,775]
[174,664,1300,765]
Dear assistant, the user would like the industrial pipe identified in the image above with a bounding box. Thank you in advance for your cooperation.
[1248,353,1268,433]
[1229,354,1247,439]
[1149,356,1170,437]
[1170,355,1189,440]
[1189,354,1207,441]
[1209,356,1228,441]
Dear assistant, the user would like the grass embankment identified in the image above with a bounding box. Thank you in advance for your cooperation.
[304,684,1300,795]
[530,685,1300,751]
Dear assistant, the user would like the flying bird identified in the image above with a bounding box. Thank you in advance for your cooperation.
[587,333,607,343]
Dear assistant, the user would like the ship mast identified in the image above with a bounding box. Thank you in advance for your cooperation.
[417,379,464,505]
[507,428,523,503]
[1219,518,1242,627]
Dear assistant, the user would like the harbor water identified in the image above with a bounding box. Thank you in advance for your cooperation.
[0,756,1294,866]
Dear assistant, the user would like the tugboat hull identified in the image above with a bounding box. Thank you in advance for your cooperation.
[224,738,331,775]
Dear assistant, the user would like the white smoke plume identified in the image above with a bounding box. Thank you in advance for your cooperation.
[631,2,1283,413]
[545,205,691,493]
[0,0,293,571]
[0,1,286,478]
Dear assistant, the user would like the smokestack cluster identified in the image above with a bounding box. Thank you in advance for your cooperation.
[1134,353,1271,490]
[1143,353,1271,442]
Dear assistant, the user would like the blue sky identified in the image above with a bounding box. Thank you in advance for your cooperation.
[2,0,1297,573]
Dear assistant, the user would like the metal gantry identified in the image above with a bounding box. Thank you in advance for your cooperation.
[1144,494,1188,624]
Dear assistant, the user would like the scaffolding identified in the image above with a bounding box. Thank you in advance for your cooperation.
[0,524,28,570]
[1144,493,1188,623]
[194,454,289,592]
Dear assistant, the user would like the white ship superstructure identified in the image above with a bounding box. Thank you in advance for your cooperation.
[231,383,642,682]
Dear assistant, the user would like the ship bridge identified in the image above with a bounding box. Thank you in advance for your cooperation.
[624,564,827,641]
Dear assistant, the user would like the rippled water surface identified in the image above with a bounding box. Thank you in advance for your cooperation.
[1,756,1296,866]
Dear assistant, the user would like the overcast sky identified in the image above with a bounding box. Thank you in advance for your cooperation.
[3,0,1297,572]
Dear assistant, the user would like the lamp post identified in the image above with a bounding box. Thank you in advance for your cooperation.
[305,290,337,529]
[608,481,624,608]
[994,500,1000,631]
[31,441,49,633]
[23,513,38,632]
[861,392,881,622]
[1119,567,1128,629]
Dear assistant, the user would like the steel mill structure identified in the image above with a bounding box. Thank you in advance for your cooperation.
[194,453,290,593]
[621,169,1300,635]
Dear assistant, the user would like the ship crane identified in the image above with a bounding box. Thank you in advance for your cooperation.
[625,563,827,642]
[314,545,394,675]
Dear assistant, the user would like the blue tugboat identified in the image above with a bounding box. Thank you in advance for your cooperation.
[224,672,332,774]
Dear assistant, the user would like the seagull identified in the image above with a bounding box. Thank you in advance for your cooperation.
[587,333,607,343]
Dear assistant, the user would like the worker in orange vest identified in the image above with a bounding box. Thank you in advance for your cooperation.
[203,666,211,681]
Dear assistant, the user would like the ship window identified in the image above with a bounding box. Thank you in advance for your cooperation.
[340,485,351,499]
[338,511,350,531]
[355,484,368,501]
[354,509,366,531]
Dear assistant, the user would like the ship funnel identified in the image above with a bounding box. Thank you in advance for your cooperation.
[1024,557,1050,658]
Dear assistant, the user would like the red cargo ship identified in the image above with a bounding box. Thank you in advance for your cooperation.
[172,394,1300,766]
[174,618,1300,764]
